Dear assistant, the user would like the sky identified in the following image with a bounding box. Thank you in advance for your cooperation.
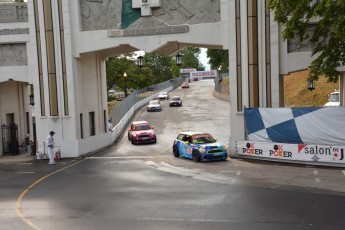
[200,48,210,70]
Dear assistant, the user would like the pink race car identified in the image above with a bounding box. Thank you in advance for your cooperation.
[127,121,157,145]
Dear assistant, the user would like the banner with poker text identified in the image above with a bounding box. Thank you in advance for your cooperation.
[237,141,345,164]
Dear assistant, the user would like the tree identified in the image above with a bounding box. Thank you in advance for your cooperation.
[207,49,229,71]
[144,52,173,82]
[179,46,205,71]
[106,54,138,93]
[268,0,345,82]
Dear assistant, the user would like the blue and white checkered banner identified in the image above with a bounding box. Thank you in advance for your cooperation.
[244,107,345,146]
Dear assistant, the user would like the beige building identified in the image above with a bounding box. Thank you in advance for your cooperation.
[0,0,343,158]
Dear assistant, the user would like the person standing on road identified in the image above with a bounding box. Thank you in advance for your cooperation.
[46,131,55,165]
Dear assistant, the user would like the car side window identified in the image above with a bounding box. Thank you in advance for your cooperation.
[182,135,191,143]
[177,134,184,141]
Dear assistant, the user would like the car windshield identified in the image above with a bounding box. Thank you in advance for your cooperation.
[149,101,159,105]
[191,134,216,144]
[159,92,167,96]
[134,125,150,131]
[329,94,339,102]
[172,97,180,101]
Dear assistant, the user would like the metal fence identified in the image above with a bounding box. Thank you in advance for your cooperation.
[110,76,185,126]
[214,73,229,95]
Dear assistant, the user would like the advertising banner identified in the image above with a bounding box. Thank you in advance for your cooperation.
[180,68,197,74]
[190,70,217,80]
[237,141,345,164]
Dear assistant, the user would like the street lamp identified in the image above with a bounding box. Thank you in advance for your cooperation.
[29,94,35,105]
[175,42,182,66]
[123,72,128,97]
[176,52,182,66]
[307,79,315,91]
[29,84,35,105]
[217,66,223,83]
[137,55,144,68]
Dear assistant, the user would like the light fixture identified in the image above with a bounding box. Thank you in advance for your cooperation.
[175,42,182,66]
[176,52,182,66]
[137,53,143,68]
[123,72,128,97]
[29,84,34,105]
[29,94,35,106]
[307,79,315,91]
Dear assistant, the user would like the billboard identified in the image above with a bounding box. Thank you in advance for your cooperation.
[190,70,217,80]
[237,141,345,164]
[180,68,197,74]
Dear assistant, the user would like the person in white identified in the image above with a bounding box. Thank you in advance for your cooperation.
[46,131,55,165]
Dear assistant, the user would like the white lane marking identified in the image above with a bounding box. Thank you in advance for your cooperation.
[90,156,153,159]
[16,172,35,174]
[218,171,241,176]
[147,161,236,184]
[314,170,320,183]
[342,170,345,176]
[138,217,232,223]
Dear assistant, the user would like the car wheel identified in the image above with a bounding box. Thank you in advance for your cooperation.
[173,146,180,157]
[131,138,135,145]
[192,151,201,162]
[128,133,131,140]
[153,135,157,144]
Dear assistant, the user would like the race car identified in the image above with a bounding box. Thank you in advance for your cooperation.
[128,121,157,144]
[181,82,189,88]
[169,96,182,107]
[172,131,227,162]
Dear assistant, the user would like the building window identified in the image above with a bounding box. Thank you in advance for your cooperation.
[80,113,83,139]
[247,0,259,107]
[236,0,243,112]
[26,112,30,134]
[89,112,95,136]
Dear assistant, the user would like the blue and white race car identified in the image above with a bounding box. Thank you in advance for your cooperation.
[172,131,228,162]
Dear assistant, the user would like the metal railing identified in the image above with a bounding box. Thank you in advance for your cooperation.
[214,73,229,95]
[110,76,185,126]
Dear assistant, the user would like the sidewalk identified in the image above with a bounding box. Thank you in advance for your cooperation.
[0,152,37,164]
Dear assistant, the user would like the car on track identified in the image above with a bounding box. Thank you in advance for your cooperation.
[181,82,189,88]
[324,90,340,107]
[169,96,182,107]
[158,91,170,100]
[147,99,162,112]
[128,121,157,144]
[172,131,227,162]
[147,86,155,91]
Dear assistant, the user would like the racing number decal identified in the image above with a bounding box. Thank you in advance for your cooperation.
[186,146,192,154]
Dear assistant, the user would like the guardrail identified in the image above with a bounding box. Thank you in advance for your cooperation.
[109,77,185,144]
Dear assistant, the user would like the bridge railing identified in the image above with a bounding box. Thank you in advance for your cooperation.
[109,77,185,143]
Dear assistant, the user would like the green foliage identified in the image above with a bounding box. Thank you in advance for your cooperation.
[268,0,345,82]
[207,49,229,71]
[106,47,206,92]
[144,52,173,82]
[179,46,205,71]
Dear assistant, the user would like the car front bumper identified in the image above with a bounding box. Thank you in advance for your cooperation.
[132,136,156,143]
[200,152,228,161]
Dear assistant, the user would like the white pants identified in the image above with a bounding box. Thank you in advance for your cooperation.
[48,147,55,164]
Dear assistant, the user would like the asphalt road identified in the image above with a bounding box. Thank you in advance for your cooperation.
[1,80,345,230]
